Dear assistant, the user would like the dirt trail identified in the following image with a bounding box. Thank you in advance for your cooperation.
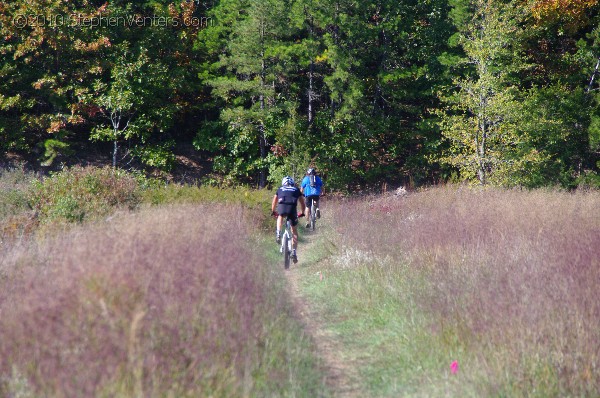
[284,225,364,398]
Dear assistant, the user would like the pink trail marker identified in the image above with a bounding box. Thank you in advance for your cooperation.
[450,360,459,374]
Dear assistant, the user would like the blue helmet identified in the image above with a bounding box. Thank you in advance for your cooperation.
[282,176,294,186]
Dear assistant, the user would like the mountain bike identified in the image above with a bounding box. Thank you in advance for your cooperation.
[307,197,319,231]
[309,201,318,231]
[280,217,293,269]
[276,212,304,270]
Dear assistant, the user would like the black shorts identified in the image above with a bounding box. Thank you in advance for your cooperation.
[277,204,299,226]
[305,195,320,208]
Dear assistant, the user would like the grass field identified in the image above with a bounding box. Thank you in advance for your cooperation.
[297,186,599,397]
[1,167,598,397]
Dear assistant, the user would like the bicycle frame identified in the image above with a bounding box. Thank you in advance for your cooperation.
[280,217,293,269]
[308,198,318,231]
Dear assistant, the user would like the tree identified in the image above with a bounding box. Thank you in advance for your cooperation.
[309,0,453,188]
[202,0,300,187]
[437,0,535,185]
[0,0,107,158]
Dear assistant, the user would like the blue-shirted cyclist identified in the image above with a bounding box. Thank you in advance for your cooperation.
[300,168,323,228]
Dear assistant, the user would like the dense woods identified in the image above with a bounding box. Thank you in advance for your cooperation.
[1,0,599,189]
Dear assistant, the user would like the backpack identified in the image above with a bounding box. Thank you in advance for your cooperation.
[309,175,317,188]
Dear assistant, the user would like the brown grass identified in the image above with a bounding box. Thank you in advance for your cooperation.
[0,204,309,397]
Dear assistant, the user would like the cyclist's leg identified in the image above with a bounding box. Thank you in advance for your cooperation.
[290,221,299,263]
[290,213,299,249]
[304,196,312,227]
[275,214,283,242]
[304,196,312,217]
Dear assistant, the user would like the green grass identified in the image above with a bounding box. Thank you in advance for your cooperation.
[296,247,459,397]
[142,182,273,208]
[254,233,332,398]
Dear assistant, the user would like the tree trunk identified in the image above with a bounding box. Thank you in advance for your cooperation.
[308,60,314,126]
[258,31,267,188]
[587,56,600,93]
[113,137,118,168]
[307,6,315,127]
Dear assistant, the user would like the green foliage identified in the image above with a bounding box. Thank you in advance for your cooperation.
[0,0,598,189]
[30,166,144,224]
[131,142,176,171]
[203,0,303,187]
[437,0,530,185]
[576,170,600,189]
[40,139,74,167]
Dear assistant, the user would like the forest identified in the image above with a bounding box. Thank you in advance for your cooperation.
[1,0,600,190]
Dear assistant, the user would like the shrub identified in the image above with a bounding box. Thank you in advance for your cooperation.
[30,166,144,224]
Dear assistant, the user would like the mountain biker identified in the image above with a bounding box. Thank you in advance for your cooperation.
[271,176,306,263]
[300,168,323,228]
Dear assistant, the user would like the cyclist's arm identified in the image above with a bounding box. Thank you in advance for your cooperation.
[271,194,278,213]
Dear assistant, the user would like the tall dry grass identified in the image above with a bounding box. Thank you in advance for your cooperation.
[0,204,324,397]
[330,186,599,396]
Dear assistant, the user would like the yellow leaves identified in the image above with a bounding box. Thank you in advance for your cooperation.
[315,50,329,63]
[68,114,85,125]
[530,0,598,30]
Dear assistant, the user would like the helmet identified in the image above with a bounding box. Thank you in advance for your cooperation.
[307,168,316,175]
[282,176,294,186]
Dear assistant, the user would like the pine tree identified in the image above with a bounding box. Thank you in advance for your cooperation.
[205,0,300,187]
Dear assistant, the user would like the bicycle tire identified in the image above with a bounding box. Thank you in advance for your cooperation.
[311,205,316,231]
[283,234,290,269]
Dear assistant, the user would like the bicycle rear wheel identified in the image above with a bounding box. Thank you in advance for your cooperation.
[311,205,316,231]
[283,234,290,269]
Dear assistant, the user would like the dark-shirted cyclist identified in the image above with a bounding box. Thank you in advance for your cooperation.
[271,176,306,263]
[300,168,323,228]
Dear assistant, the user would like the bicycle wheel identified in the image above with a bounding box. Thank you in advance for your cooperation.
[283,233,290,269]
[311,205,316,231]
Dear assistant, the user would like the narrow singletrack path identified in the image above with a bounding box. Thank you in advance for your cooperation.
[284,222,364,398]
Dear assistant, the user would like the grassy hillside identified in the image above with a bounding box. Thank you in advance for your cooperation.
[1,167,598,397]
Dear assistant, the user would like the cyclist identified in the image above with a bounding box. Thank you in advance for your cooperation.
[300,168,323,228]
[271,176,306,263]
